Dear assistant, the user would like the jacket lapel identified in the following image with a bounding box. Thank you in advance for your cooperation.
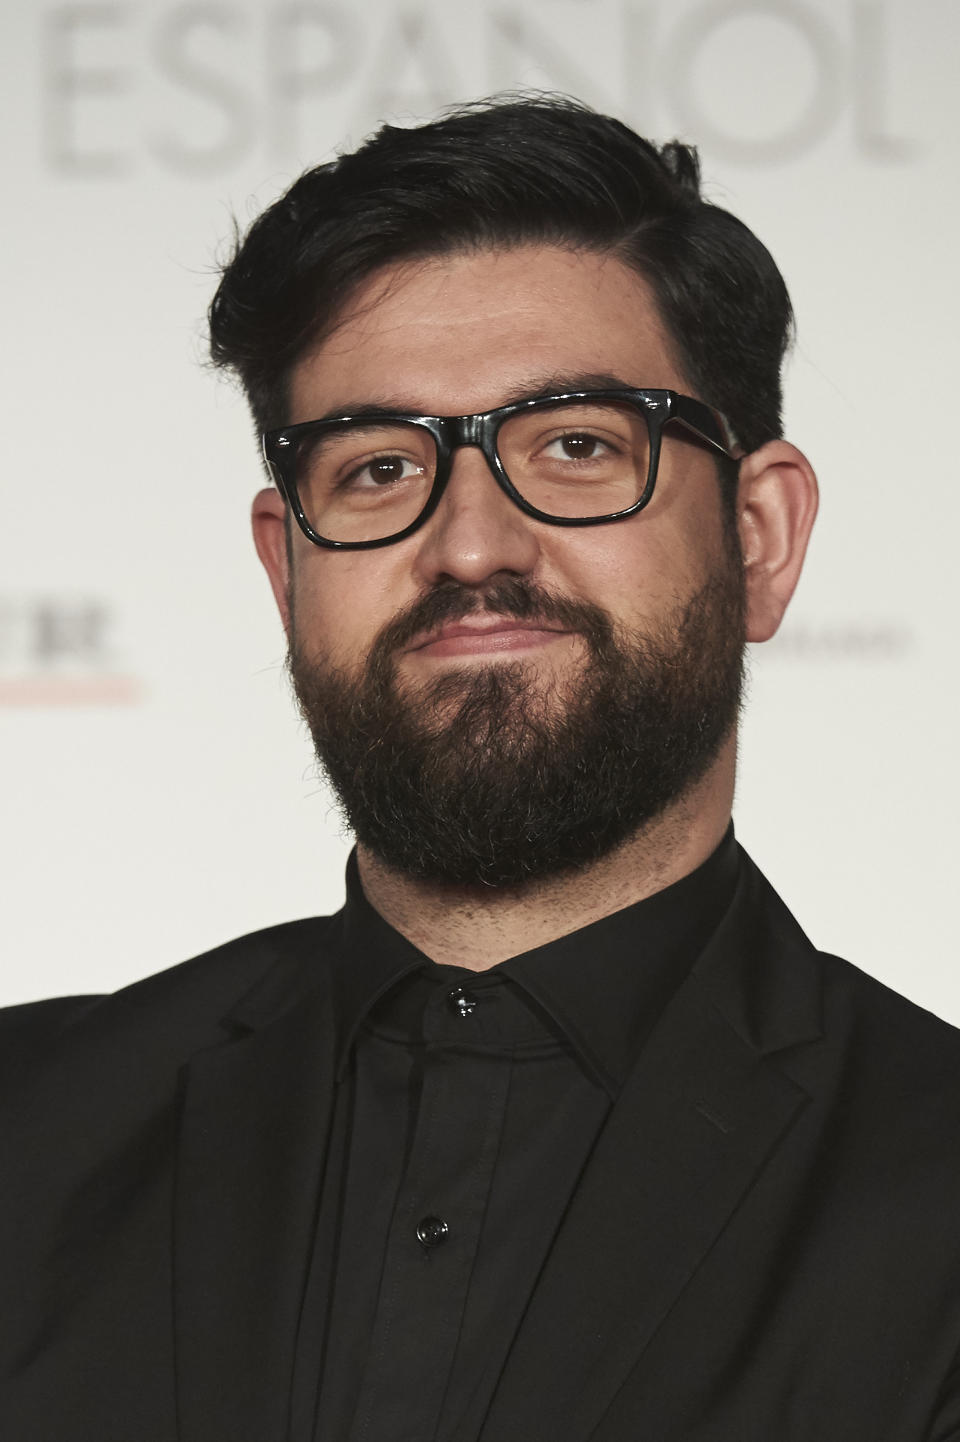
[173,957,339,1442]
[476,853,822,1442]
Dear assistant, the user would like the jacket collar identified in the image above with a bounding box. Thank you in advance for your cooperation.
[691,843,823,1056]
[174,923,339,1442]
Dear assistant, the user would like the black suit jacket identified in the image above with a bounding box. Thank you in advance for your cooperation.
[3,849,960,1441]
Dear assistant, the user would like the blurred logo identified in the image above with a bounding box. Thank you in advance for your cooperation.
[761,621,913,660]
[0,597,142,706]
[39,1,916,178]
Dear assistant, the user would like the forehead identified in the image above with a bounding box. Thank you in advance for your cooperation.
[287,246,691,423]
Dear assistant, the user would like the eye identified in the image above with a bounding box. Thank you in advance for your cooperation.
[345,453,426,488]
[540,430,620,463]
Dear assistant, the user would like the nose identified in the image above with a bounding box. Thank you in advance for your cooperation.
[410,444,542,589]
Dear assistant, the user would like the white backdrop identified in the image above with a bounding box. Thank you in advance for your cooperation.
[2,0,958,1018]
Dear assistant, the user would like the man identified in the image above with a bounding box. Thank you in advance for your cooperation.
[3,95,960,1442]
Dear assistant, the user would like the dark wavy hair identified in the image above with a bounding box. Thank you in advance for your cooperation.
[208,94,793,463]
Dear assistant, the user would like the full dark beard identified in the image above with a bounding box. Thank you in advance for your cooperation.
[289,564,746,889]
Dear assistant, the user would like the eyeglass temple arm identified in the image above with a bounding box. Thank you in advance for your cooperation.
[667,395,743,459]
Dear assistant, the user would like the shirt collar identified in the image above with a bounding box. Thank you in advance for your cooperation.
[332,856,428,1074]
[500,825,741,1094]
[331,826,741,1092]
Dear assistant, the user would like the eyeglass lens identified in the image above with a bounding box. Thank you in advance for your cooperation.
[289,399,653,543]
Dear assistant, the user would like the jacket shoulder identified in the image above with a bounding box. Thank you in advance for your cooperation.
[0,915,339,1088]
[817,946,960,1088]
[0,996,103,1086]
[732,847,960,1074]
[118,914,340,1012]
[715,848,960,1119]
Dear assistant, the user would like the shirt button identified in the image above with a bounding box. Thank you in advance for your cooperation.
[416,1216,449,1249]
[447,986,478,1017]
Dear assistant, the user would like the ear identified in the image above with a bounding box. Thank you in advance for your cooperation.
[251,487,293,635]
[736,440,819,644]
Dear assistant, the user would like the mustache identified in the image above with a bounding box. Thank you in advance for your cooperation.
[369,576,615,664]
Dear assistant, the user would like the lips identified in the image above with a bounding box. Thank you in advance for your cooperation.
[407,617,572,656]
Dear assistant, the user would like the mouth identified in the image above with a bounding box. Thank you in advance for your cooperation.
[406,617,574,659]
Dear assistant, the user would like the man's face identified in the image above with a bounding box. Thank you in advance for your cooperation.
[255,246,746,886]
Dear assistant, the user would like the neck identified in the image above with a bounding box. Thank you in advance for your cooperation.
[355,744,736,971]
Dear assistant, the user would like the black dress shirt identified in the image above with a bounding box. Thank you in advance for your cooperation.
[290,830,741,1442]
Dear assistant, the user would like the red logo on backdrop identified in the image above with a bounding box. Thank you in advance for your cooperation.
[0,597,142,707]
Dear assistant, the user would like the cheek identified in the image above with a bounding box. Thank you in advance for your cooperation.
[551,527,692,627]
[552,496,729,635]
[289,550,417,666]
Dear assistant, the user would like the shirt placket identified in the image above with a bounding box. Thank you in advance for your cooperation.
[346,980,512,1442]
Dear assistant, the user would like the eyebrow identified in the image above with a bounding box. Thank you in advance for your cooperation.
[302,372,645,426]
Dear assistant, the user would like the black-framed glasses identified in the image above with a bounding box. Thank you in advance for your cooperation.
[261,388,742,551]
